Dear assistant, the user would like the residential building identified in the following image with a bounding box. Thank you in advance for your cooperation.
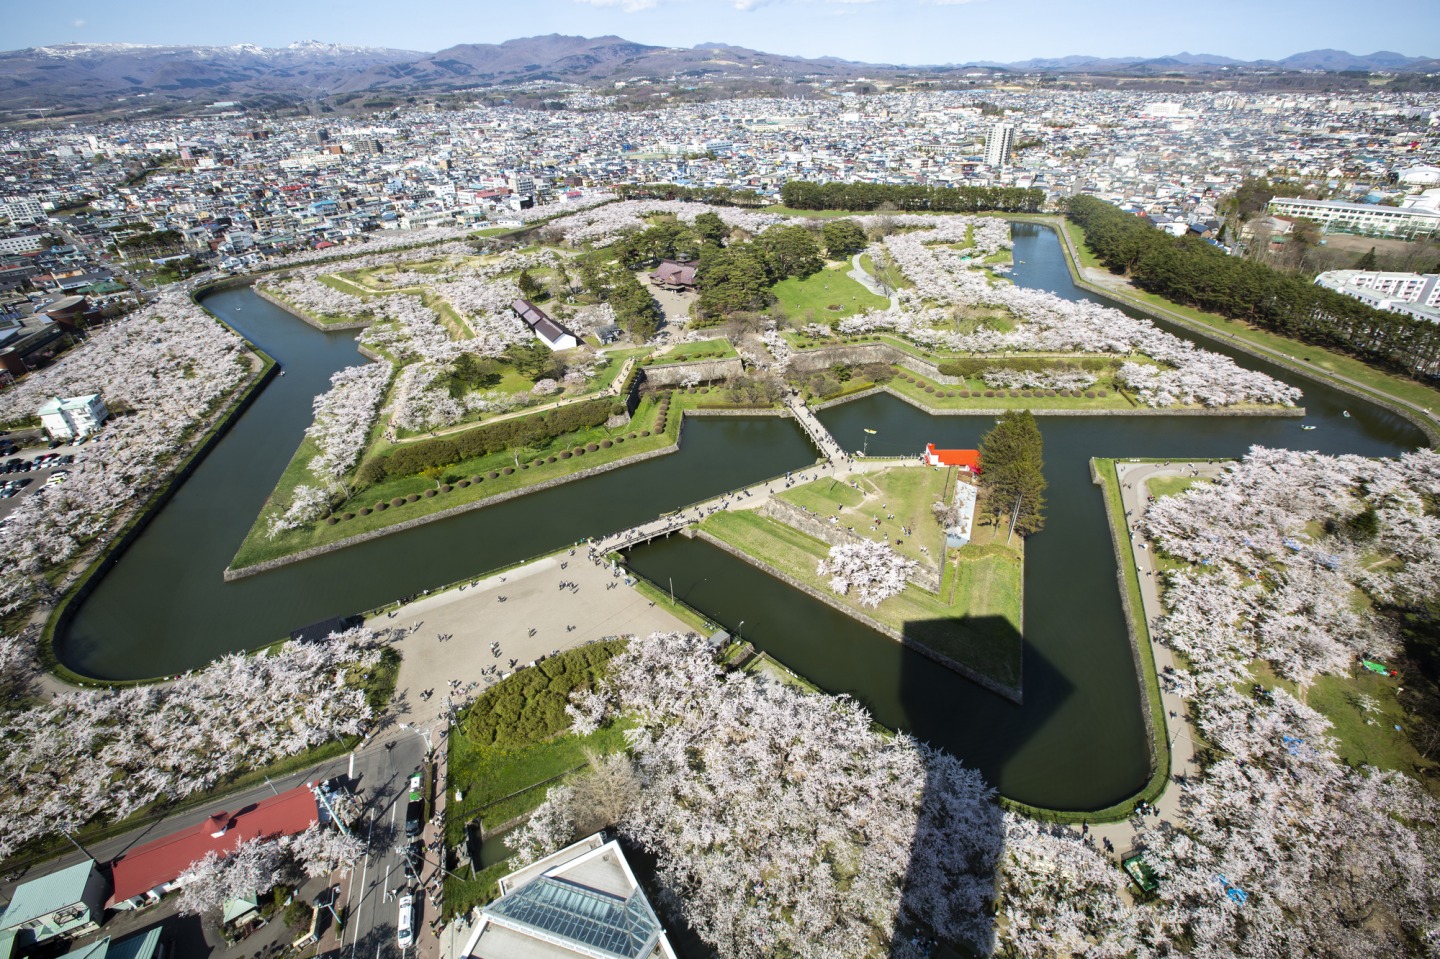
[647,260,697,291]
[0,859,108,947]
[461,833,677,959]
[1314,270,1440,323]
[1265,197,1440,239]
[107,785,320,911]
[61,927,164,959]
[38,393,109,441]
[984,123,1015,169]
[512,299,578,351]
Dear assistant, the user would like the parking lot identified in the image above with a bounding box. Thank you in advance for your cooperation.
[0,434,90,521]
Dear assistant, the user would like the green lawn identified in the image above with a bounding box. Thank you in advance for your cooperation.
[1146,474,1209,500]
[778,466,951,566]
[883,370,1140,411]
[1251,662,1437,786]
[699,509,1022,690]
[648,337,737,364]
[231,395,675,570]
[771,264,891,320]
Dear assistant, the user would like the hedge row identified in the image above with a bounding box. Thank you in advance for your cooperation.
[377,398,619,479]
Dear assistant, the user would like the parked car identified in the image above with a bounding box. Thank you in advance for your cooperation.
[396,895,414,949]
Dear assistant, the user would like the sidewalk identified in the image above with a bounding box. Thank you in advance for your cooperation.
[1073,460,1222,865]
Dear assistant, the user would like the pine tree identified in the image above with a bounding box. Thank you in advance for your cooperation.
[979,410,1047,540]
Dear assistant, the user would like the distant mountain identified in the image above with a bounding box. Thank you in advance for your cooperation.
[0,37,1436,114]
[0,41,423,111]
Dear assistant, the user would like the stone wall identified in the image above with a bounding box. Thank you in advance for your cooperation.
[252,285,373,332]
[694,529,1021,704]
[761,499,942,593]
[639,356,745,387]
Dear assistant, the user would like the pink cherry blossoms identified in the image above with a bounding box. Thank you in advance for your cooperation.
[817,540,918,607]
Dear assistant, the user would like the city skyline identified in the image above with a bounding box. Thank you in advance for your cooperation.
[6,0,1438,66]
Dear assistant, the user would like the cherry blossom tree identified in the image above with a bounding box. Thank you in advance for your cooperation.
[817,541,917,607]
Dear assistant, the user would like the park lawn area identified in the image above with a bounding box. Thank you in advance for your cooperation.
[1250,661,1437,788]
[699,510,1021,689]
[771,263,892,320]
[1147,474,1210,500]
[983,247,1014,266]
[778,466,951,567]
[230,395,677,570]
[885,371,1138,411]
[649,337,737,364]
[759,205,859,219]
[443,640,634,915]
[316,273,378,301]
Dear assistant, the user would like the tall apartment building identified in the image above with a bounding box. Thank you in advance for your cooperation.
[984,123,1015,169]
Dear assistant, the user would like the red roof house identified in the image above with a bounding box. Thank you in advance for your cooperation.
[923,444,982,474]
[107,786,319,909]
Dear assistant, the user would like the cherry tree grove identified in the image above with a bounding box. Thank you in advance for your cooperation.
[0,628,382,858]
[548,199,786,247]
[820,216,1300,408]
[304,363,393,487]
[817,540,918,607]
[513,633,1002,959]
[176,822,367,917]
[998,447,1440,957]
[0,292,253,617]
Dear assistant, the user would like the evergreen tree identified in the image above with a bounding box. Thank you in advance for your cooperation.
[517,269,543,301]
[821,219,869,259]
[1354,247,1379,271]
[979,410,1047,540]
[694,211,729,248]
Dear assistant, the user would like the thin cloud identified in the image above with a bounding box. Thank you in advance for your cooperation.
[574,0,660,12]
[71,18,88,28]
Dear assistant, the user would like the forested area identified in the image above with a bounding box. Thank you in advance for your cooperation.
[779,180,1046,214]
[1067,195,1440,379]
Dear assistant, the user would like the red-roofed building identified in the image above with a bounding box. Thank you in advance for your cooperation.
[106,786,319,911]
[922,444,982,474]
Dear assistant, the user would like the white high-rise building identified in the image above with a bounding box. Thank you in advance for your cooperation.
[984,123,1015,169]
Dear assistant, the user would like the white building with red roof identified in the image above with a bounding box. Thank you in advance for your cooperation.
[106,786,319,911]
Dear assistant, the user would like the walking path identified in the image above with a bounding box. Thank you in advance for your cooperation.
[849,252,897,309]
[1069,460,1223,866]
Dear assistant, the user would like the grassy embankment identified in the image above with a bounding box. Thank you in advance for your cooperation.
[1057,218,1440,428]
[699,466,1022,691]
[231,392,677,569]
[442,640,629,916]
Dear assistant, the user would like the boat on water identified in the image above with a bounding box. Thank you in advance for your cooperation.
[1301,425,1317,430]
[1342,410,1351,417]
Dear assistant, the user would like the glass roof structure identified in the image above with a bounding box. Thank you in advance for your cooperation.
[485,876,662,959]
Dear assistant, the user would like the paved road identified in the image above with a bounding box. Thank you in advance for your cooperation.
[1068,460,1223,870]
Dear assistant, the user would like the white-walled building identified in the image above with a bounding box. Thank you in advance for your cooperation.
[984,123,1015,169]
[1315,270,1440,324]
[1266,197,1440,239]
[38,393,108,440]
[462,833,677,959]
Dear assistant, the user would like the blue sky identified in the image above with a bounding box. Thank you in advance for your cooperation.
[9,0,1439,64]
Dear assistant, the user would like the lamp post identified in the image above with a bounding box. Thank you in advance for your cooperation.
[737,620,744,643]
